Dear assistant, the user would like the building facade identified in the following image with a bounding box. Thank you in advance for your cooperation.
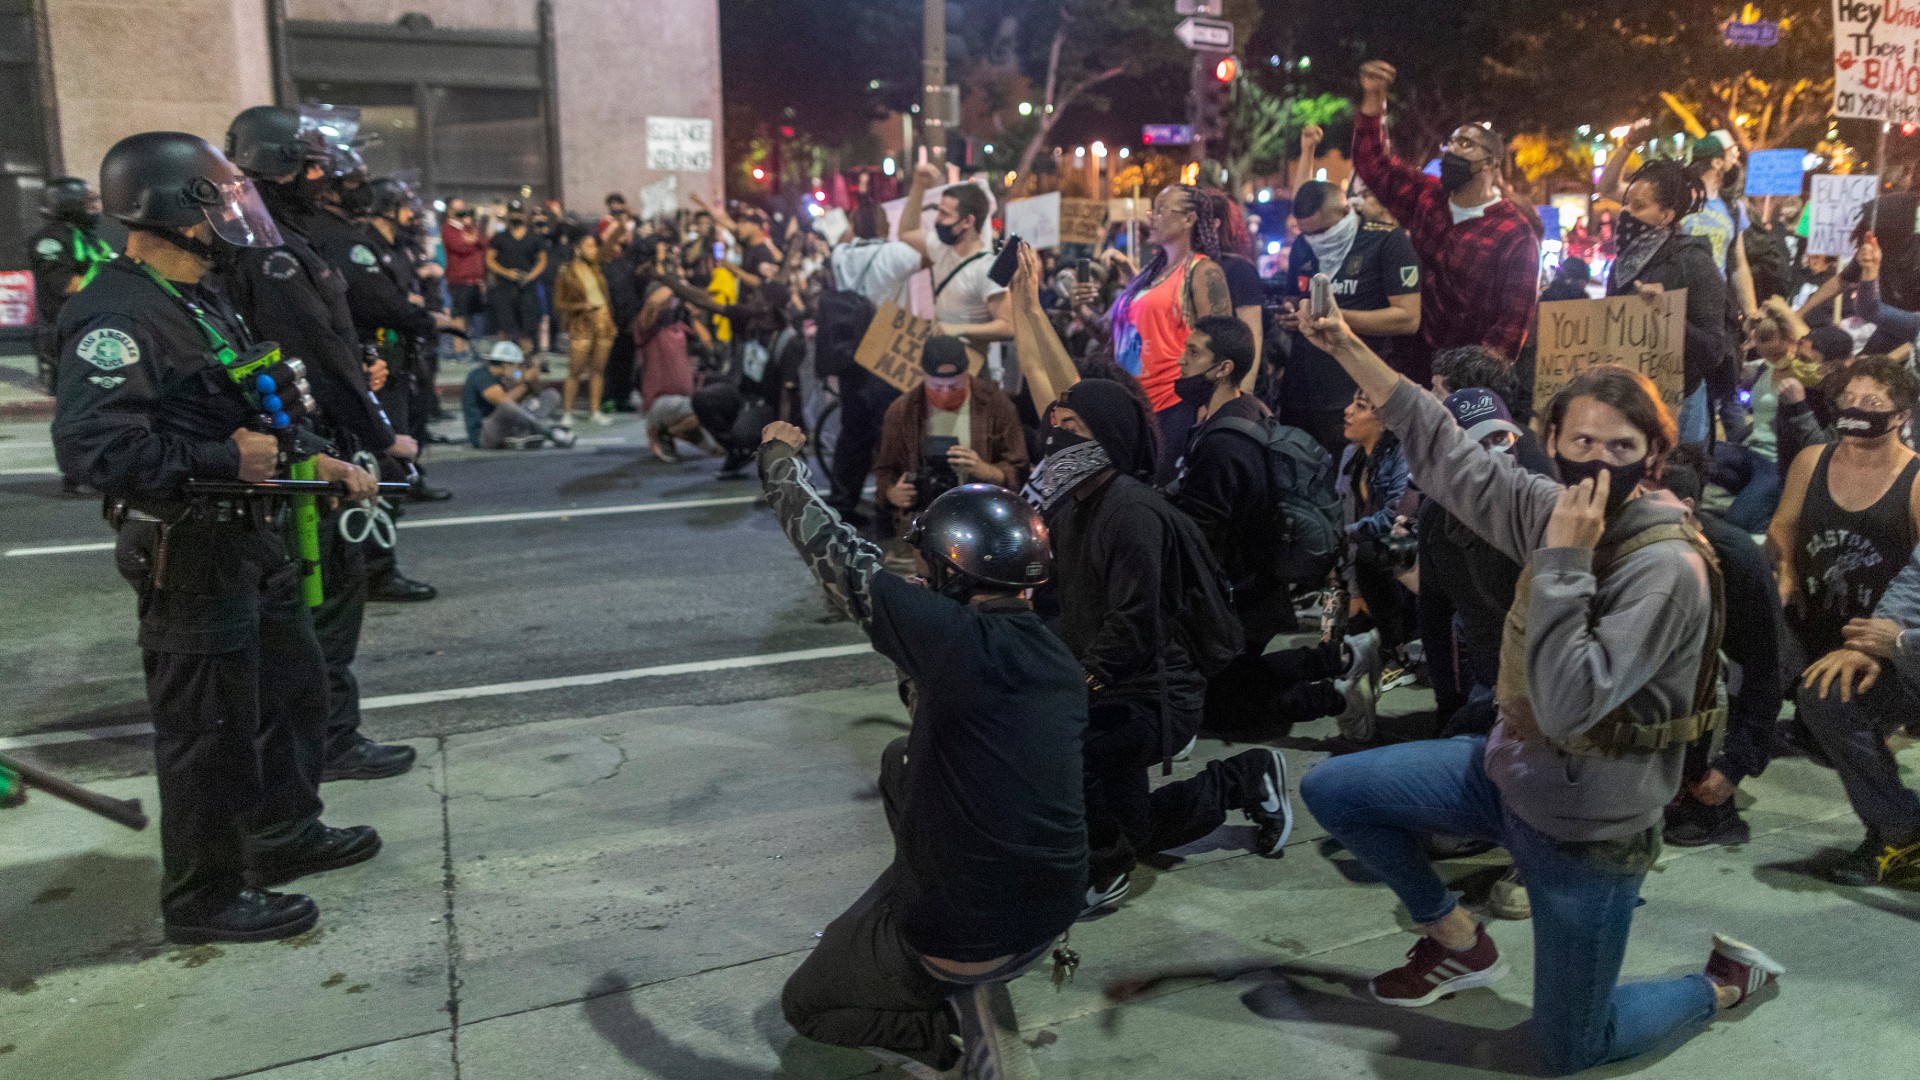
[2,0,721,331]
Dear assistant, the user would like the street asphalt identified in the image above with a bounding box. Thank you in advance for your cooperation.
[1,409,1916,1079]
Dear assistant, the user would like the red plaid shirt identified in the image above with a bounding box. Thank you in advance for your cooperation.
[1352,115,1540,365]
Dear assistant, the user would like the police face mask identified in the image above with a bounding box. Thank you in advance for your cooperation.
[1835,406,1903,439]
[1552,453,1648,516]
[1439,152,1480,195]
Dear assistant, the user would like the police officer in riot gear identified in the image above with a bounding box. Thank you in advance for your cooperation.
[360,176,452,496]
[305,145,442,601]
[51,132,384,944]
[222,105,420,781]
[28,177,115,395]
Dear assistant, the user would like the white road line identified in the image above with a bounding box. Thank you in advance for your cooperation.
[2,494,762,556]
[5,541,115,556]
[0,643,876,751]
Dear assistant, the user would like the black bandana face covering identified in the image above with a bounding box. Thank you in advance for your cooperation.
[1022,431,1111,514]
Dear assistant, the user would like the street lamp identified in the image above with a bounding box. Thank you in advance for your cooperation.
[1091,141,1107,158]
[882,157,896,176]
[1074,145,1086,158]
[1118,147,1130,159]
[1018,102,1033,117]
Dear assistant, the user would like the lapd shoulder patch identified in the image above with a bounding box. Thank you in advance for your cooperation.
[35,237,64,259]
[75,328,140,371]
[350,244,379,268]
[263,250,300,280]
[1400,265,1421,288]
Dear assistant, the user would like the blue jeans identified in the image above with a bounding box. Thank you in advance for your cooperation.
[1677,383,1710,446]
[1709,442,1783,533]
[1300,737,1718,1075]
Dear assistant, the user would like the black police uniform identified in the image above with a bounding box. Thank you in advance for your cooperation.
[306,207,438,593]
[50,256,334,920]
[361,222,434,442]
[220,207,398,761]
[28,219,114,385]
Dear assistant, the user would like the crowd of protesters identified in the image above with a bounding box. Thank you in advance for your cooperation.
[600,55,1920,1079]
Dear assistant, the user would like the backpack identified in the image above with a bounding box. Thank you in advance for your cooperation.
[1160,496,1247,681]
[815,245,882,378]
[1207,415,1342,586]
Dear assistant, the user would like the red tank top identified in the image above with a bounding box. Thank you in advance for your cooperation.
[1130,255,1201,412]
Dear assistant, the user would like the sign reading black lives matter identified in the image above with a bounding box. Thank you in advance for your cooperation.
[1533,290,1686,417]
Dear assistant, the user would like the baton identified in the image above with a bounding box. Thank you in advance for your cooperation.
[186,479,413,496]
[0,752,149,830]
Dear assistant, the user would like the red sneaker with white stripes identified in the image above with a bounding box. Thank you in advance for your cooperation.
[1369,924,1509,1007]
[1704,932,1784,1007]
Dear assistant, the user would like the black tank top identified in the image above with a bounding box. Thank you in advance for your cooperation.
[1792,445,1920,655]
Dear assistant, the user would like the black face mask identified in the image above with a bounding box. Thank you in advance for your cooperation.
[1439,152,1479,195]
[339,184,374,216]
[1553,454,1648,516]
[1041,424,1089,459]
[934,220,965,247]
[258,173,321,218]
[1835,406,1902,439]
[1173,364,1226,406]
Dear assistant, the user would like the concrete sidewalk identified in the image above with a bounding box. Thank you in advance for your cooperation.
[2,683,1914,1080]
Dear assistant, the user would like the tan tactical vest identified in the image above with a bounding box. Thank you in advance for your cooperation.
[1495,522,1727,756]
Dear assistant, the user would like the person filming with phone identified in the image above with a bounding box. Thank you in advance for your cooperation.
[873,336,1029,536]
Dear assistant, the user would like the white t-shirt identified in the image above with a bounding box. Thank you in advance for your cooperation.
[926,234,1006,326]
[830,239,922,308]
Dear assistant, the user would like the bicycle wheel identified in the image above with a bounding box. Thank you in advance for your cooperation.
[811,398,841,476]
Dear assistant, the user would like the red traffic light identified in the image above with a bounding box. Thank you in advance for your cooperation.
[779,125,796,138]
[751,167,767,181]
[1905,122,1918,136]
[1214,56,1238,83]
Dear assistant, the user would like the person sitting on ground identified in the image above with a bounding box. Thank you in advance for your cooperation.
[873,336,1029,536]
[1708,304,1806,533]
[1655,449,1783,848]
[554,228,617,427]
[1797,541,1920,889]
[1028,377,1294,916]
[758,422,1082,1080]
[1774,322,1860,464]
[462,340,575,450]
[1296,292,1784,1077]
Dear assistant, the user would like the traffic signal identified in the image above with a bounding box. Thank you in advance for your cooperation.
[1190,52,1235,160]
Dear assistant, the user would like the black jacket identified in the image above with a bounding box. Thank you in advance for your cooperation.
[304,209,435,343]
[51,257,249,502]
[1047,471,1206,716]
[219,210,395,455]
[1608,232,1727,394]
[1415,429,1556,659]
[1171,394,1271,592]
[1697,508,1783,785]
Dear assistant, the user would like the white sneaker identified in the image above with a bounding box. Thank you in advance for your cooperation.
[1334,630,1381,741]
[554,416,572,430]
[1487,867,1531,920]
[1173,735,1197,762]
[549,427,577,449]
[590,411,614,426]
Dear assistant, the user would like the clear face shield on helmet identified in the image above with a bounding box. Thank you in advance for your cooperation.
[191,174,284,248]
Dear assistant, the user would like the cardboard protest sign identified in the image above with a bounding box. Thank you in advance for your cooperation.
[853,301,983,393]
[1002,192,1061,249]
[1808,173,1878,258]
[1832,0,1920,123]
[1060,198,1109,245]
[1533,290,1686,416]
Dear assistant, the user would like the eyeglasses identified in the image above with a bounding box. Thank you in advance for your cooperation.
[1835,393,1896,411]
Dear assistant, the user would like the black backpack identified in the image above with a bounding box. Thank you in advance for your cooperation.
[1164,502,1247,680]
[1207,415,1342,587]
[815,245,883,378]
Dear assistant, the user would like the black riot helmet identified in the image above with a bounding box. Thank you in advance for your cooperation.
[98,131,282,247]
[226,105,328,179]
[368,177,421,220]
[41,177,98,224]
[905,484,1052,600]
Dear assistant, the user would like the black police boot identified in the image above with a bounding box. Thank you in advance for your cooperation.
[164,888,319,945]
[246,825,384,889]
[323,737,418,782]
[369,572,437,602]
[407,484,454,502]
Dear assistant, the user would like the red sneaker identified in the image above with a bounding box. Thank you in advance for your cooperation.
[1704,932,1784,1007]
[1369,924,1508,1007]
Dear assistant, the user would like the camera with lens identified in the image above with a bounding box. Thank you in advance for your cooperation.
[915,435,962,512]
[1355,530,1419,575]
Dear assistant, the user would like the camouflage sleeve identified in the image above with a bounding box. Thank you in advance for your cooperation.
[756,441,887,633]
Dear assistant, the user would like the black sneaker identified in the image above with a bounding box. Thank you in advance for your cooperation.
[1244,748,1294,858]
[247,825,383,889]
[322,738,418,782]
[369,573,437,602]
[1080,873,1129,919]
[1664,797,1752,848]
[1832,835,1920,889]
[164,888,318,945]
[951,982,1038,1080]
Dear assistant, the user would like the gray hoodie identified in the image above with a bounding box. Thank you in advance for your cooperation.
[1377,380,1712,843]
[1871,543,1920,693]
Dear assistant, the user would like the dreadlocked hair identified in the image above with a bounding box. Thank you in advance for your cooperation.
[1630,159,1707,219]
[1110,185,1225,344]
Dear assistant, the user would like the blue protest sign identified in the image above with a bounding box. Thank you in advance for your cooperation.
[1745,149,1806,197]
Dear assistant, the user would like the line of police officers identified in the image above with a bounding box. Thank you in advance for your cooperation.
[47,109,459,943]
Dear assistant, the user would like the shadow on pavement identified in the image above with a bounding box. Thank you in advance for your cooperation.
[0,851,165,989]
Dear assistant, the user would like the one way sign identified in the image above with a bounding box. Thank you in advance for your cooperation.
[1175,16,1234,52]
